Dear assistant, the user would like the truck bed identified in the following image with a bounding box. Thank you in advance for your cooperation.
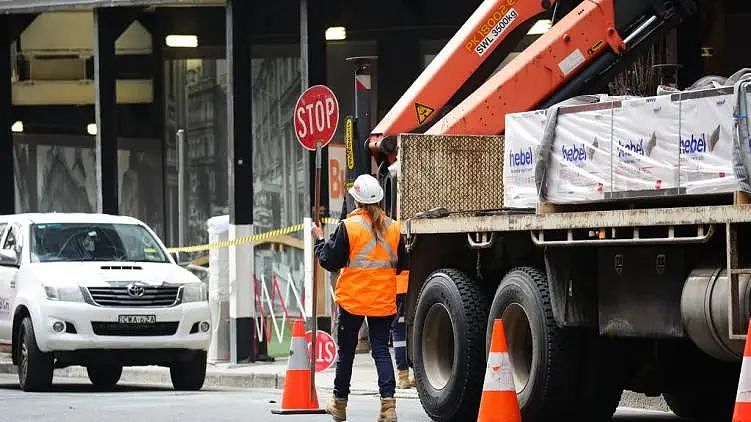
[404,204,751,235]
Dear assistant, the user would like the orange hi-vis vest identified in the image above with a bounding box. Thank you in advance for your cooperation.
[396,271,409,295]
[336,209,400,317]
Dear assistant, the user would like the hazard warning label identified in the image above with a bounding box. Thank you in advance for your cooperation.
[415,103,435,125]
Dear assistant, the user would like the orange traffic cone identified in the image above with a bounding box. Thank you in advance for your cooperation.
[477,319,522,422]
[733,320,751,421]
[271,319,326,415]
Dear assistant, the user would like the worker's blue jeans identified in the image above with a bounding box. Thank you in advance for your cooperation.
[333,307,396,399]
[392,294,408,370]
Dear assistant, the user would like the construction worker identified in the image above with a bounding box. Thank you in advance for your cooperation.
[393,270,415,389]
[313,174,405,422]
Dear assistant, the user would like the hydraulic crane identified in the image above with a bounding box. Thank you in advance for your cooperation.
[365,0,695,167]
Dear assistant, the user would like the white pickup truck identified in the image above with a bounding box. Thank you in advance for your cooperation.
[0,213,210,392]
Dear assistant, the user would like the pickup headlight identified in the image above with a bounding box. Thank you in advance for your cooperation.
[44,285,85,302]
[181,283,208,303]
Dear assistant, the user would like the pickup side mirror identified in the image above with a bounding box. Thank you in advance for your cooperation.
[170,252,180,264]
[0,249,19,267]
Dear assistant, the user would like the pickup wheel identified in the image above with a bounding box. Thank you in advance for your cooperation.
[170,350,207,391]
[17,317,53,392]
[487,267,604,421]
[87,365,122,389]
[412,269,489,422]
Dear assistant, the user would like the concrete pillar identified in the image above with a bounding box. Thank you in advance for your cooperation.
[208,215,230,363]
[93,8,139,215]
[301,0,331,335]
[226,0,256,363]
[93,8,120,215]
[229,224,254,363]
[0,17,13,215]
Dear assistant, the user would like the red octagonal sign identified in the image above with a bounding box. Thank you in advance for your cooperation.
[294,85,340,151]
[306,330,338,373]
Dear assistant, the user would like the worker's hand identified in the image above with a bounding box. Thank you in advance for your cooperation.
[311,223,324,241]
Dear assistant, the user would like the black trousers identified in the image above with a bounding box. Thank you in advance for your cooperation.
[333,306,396,398]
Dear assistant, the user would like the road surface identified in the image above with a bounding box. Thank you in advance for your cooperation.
[0,374,684,422]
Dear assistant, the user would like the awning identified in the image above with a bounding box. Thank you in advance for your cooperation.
[0,0,223,13]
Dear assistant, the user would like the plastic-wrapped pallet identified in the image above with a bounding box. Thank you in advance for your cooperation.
[546,102,615,203]
[611,95,680,197]
[677,87,743,194]
[503,109,547,208]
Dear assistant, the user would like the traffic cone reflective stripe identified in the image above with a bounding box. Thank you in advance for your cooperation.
[271,319,327,415]
[733,320,751,421]
[477,319,521,422]
[483,352,515,392]
[287,334,309,371]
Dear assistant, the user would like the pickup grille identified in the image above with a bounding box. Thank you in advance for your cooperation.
[87,286,179,307]
[91,321,179,336]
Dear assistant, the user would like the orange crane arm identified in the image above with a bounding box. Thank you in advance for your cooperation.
[370,0,558,139]
[371,0,694,142]
[427,0,624,135]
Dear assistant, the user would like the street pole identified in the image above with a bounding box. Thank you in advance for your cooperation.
[311,140,322,403]
[177,129,187,252]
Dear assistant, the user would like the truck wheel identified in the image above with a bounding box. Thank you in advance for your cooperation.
[87,365,122,389]
[17,317,53,392]
[412,269,489,422]
[170,350,207,391]
[487,267,586,421]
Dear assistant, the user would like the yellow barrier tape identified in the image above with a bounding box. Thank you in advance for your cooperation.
[167,217,340,253]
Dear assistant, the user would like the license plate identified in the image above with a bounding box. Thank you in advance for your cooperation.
[118,315,156,324]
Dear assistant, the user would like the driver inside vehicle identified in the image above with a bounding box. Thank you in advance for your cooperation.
[58,229,122,261]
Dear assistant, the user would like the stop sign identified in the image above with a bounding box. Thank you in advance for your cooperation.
[294,85,340,151]
[306,330,338,373]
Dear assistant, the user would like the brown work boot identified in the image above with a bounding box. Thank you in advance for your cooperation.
[326,396,348,421]
[397,369,415,389]
[377,397,397,422]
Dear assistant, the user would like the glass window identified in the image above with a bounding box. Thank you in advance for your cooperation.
[30,223,167,263]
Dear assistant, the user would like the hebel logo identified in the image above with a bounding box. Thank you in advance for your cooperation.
[618,132,657,162]
[509,147,534,168]
[561,144,589,163]
[682,126,720,155]
[617,139,644,158]
[681,134,707,154]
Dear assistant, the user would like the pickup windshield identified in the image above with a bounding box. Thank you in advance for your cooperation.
[30,223,167,263]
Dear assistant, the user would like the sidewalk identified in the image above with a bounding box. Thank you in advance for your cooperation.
[0,352,419,398]
[0,352,668,411]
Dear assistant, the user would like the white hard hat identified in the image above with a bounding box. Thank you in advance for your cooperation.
[349,174,384,205]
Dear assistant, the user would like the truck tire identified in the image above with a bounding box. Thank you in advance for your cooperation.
[17,317,53,392]
[170,350,207,391]
[487,267,610,421]
[87,365,122,389]
[413,269,489,421]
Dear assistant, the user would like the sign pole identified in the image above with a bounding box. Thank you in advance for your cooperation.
[288,84,338,413]
[311,140,322,403]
